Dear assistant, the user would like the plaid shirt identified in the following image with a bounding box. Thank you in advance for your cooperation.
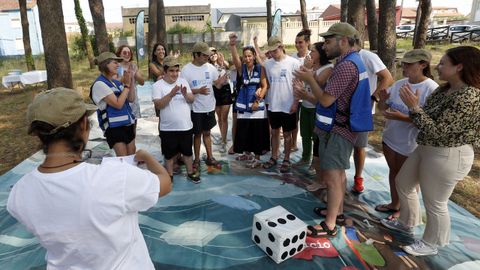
[316,49,359,143]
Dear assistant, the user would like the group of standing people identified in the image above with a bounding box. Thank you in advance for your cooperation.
[6,21,479,270]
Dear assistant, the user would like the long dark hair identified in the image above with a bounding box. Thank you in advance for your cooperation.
[151,43,166,65]
[312,42,331,66]
[443,46,480,89]
[419,60,434,80]
[30,114,89,154]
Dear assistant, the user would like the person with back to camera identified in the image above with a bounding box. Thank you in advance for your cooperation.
[7,87,172,269]
[90,52,136,157]
[376,49,437,220]
[381,46,480,256]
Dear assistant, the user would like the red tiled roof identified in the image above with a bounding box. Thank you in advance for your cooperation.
[320,4,340,20]
[0,0,37,12]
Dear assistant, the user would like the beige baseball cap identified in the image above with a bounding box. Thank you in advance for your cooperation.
[27,87,97,135]
[163,56,180,67]
[265,36,283,52]
[94,52,123,65]
[192,42,213,56]
[401,49,432,63]
[319,22,358,39]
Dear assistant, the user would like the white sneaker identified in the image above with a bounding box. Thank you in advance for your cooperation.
[381,218,414,236]
[403,240,438,256]
[306,182,326,192]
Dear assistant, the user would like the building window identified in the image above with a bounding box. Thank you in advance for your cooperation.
[171,15,204,22]
[128,17,149,24]
[11,18,21,28]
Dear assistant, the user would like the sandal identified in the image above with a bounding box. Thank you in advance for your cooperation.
[235,153,253,161]
[375,204,400,213]
[192,159,200,172]
[246,159,261,169]
[313,207,346,225]
[205,157,222,169]
[262,158,277,169]
[279,160,291,173]
[307,221,338,238]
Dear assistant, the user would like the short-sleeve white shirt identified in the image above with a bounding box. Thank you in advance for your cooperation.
[264,56,301,113]
[7,160,159,270]
[382,78,438,156]
[181,62,219,113]
[152,78,193,131]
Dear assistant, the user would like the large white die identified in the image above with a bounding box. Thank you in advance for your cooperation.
[251,206,307,263]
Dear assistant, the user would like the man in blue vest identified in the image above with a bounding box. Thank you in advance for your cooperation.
[294,22,369,237]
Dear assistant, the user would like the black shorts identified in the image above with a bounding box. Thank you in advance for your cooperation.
[191,111,217,135]
[105,125,135,149]
[160,130,193,160]
[214,84,233,106]
[267,111,297,132]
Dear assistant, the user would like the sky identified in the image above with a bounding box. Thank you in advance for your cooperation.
[62,0,474,23]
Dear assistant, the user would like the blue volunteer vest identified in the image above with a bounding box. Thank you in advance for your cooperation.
[90,75,135,131]
[315,51,373,132]
[235,64,265,112]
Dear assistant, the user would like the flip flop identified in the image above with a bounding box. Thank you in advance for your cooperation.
[375,204,399,213]
[262,158,277,169]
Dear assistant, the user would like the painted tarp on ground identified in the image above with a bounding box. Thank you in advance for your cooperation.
[0,83,479,270]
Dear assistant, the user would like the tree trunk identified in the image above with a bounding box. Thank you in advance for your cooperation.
[266,0,272,38]
[157,0,167,48]
[378,0,397,74]
[300,0,308,30]
[74,0,95,69]
[19,0,35,71]
[340,0,348,22]
[413,0,432,49]
[37,0,72,88]
[88,0,109,54]
[366,0,378,50]
[347,0,366,47]
[148,0,157,63]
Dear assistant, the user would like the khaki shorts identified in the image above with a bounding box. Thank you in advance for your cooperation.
[317,132,354,170]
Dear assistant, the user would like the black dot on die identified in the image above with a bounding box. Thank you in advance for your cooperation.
[277,218,286,224]
[281,251,288,260]
[292,235,298,243]
[254,235,260,244]
[298,244,304,251]
[289,247,296,256]
[283,238,290,247]
[268,233,275,242]
[300,231,306,239]
[286,214,296,220]
[268,221,277,227]
[255,222,262,231]
[266,247,273,256]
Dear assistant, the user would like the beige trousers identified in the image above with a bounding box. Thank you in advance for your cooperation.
[396,144,474,246]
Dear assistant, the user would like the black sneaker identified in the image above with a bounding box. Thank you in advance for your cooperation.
[187,173,201,184]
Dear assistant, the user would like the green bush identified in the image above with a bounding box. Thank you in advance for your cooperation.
[167,23,196,34]
[70,34,115,60]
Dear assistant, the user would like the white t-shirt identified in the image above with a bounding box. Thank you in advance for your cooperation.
[291,51,310,65]
[359,49,388,114]
[181,62,219,113]
[152,77,193,131]
[302,64,334,109]
[7,160,160,270]
[264,56,301,113]
[382,77,438,156]
[91,80,135,124]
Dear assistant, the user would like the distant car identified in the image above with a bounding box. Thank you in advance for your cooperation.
[449,25,480,33]
[396,24,415,34]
